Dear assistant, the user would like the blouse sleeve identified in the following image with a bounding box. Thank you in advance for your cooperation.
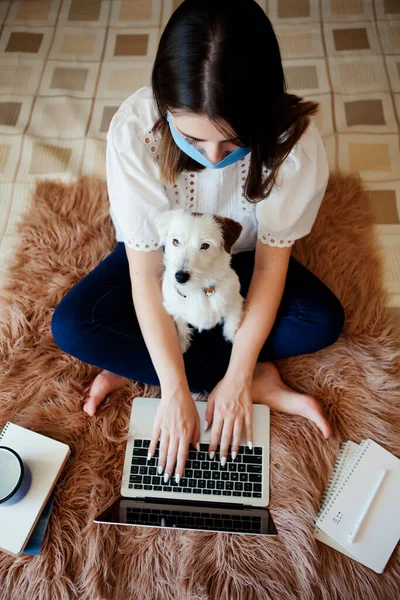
[255,123,329,248]
[106,100,170,251]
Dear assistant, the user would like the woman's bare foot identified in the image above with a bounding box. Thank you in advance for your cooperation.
[251,361,331,439]
[83,370,129,416]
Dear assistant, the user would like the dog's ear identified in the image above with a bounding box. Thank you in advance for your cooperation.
[213,216,243,253]
[155,210,174,242]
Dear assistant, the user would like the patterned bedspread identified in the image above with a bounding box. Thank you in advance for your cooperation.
[0,0,399,327]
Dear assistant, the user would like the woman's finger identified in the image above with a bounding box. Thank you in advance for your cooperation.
[218,417,235,466]
[244,401,253,449]
[164,436,179,483]
[157,432,170,475]
[208,413,223,459]
[175,436,191,483]
[231,417,244,459]
[204,393,215,431]
[148,422,161,462]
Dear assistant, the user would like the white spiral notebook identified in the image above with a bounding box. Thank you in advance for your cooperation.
[313,439,400,573]
[0,422,70,556]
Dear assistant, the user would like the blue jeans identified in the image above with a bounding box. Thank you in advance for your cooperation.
[51,242,345,393]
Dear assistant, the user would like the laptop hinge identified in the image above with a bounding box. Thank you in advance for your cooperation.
[139,496,246,510]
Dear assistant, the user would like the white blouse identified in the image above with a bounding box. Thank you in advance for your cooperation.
[106,86,329,254]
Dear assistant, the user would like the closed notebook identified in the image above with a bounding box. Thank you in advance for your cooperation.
[313,441,360,560]
[0,422,70,556]
[315,439,400,573]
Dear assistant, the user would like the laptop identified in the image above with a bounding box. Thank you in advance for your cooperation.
[94,397,277,535]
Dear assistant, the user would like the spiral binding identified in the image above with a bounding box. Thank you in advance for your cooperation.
[0,421,11,441]
[316,440,371,525]
[313,442,351,526]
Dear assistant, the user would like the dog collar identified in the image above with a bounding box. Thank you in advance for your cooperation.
[175,286,216,299]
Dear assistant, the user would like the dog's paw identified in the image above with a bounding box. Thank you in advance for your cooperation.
[179,336,191,353]
[222,322,237,343]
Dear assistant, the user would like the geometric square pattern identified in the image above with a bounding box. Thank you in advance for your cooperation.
[49,27,107,61]
[0,102,22,126]
[0,0,400,314]
[39,61,99,97]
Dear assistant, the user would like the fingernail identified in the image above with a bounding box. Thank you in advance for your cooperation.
[175,473,180,484]
[196,442,200,452]
[209,451,215,459]
[164,472,169,483]
[158,465,163,475]
[147,451,152,461]
[231,451,237,460]
[221,456,226,467]
[203,420,208,432]
[248,441,253,450]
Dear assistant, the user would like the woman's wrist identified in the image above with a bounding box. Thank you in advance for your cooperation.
[225,362,254,386]
[160,375,192,400]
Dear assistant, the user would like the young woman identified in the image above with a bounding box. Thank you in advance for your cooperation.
[51,0,345,486]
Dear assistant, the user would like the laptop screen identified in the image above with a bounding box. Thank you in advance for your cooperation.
[94,498,277,535]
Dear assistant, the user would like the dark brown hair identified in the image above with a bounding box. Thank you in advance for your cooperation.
[151,0,319,203]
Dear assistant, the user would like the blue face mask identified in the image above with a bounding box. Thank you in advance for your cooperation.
[167,112,250,169]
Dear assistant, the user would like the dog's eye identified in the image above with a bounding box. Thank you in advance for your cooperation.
[172,239,179,246]
[200,243,210,250]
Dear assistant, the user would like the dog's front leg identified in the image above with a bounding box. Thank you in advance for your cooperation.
[222,300,244,343]
[175,318,193,353]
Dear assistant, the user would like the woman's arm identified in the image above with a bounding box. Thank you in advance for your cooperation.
[204,240,292,460]
[125,244,201,483]
[227,240,292,379]
[125,244,190,395]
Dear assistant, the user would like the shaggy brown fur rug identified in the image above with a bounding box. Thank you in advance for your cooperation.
[0,173,399,600]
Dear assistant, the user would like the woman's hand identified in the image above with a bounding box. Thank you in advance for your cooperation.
[205,371,253,464]
[147,389,200,484]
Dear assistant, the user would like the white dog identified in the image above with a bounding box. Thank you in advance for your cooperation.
[155,209,244,353]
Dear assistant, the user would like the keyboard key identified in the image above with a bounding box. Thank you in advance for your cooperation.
[183,488,192,493]
[240,473,248,482]
[163,486,172,491]
[134,484,143,489]
[243,455,262,464]
[231,473,239,481]
[194,470,202,478]
[223,491,232,496]
[207,480,216,489]
[144,485,152,490]
[226,482,233,490]
[189,479,197,487]
[249,474,262,483]
[238,464,246,472]
[133,448,148,457]
[254,448,262,455]
[247,464,262,473]
[134,440,142,447]
[212,472,220,480]
[254,484,262,492]
[216,481,224,490]
[142,440,150,448]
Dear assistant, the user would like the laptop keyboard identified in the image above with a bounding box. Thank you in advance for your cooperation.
[128,439,263,499]
[126,506,262,533]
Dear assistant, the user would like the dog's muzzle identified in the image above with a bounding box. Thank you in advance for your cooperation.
[175,270,190,284]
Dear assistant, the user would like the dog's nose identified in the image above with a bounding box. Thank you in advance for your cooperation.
[175,270,190,284]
